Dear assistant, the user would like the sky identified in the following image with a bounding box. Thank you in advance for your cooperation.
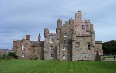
[0,0,116,49]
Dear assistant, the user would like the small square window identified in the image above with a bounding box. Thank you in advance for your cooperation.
[75,42,79,49]
[22,54,24,57]
[64,40,66,44]
[82,25,85,30]
[63,55,65,59]
[64,32,67,37]
[49,38,53,43]
[50,54,53,58]
[63,46,65,50]
[50,46,53,50]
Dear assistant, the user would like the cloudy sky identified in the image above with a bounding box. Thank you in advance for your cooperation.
[0,0,116,49]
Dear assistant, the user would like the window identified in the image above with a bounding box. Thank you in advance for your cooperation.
[22,45,24,50]
[22,54,24,57]
[50,46,53,50]
[50,54,53,58]
[63,55,65,59]
[64,40,66,44]
[63,46,65,50]
[49,38,53,43]
[82,25,85,30]
[75,42,79,49]
[64,32,67,37]
[88,42,91,50]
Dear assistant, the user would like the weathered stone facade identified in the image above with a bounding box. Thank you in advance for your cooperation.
[13,34,44,59]
[44,32,57,60]
[13,11,103,61]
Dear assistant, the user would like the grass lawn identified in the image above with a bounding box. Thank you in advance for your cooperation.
[0,60,116,73]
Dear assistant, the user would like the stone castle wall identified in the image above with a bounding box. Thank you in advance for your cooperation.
[13,11,103,61]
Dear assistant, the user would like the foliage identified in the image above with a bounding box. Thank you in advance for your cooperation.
[103,40,116,55]
[0,52,18,60]
[8,52,18,59]
[0,60,116,73]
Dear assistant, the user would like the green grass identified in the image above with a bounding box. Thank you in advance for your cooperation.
[0,60,116,73]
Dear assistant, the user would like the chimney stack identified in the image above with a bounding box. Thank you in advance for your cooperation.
[44,28,49,38]
[38,33,41,41]
[75,11,82,22]
[57,19,62,29]
[26,35,30,40]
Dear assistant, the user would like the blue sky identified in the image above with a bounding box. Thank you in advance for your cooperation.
[0,0,116,49]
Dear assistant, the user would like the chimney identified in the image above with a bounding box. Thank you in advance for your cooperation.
[75,11,82,22]
[44,28,49,38]
[57,19,62,29]
[26,35,30,40]
[13,41,17,51]
[38,33,41,41]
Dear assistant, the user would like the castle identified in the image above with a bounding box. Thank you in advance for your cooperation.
[13,11,103,61]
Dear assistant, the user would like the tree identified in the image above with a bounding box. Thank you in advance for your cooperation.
[8,52,18,59]
[103,40,116,55]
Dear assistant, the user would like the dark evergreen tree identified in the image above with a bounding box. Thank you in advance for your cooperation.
[103,40,116,55]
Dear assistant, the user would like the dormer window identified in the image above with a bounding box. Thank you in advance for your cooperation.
[82,25,85,30]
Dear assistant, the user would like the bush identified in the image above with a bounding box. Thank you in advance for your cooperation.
[0,52,18,60]
[8,52,18,59]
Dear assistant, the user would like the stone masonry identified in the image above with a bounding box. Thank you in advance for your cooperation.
[13,11,103,61]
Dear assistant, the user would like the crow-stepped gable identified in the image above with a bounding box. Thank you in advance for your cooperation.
[13,11,103,61]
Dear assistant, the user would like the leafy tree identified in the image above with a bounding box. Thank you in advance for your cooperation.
[0,52,18,60]
[0,55,2,59]
[103,40,116,55]
[8,52,18,59]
